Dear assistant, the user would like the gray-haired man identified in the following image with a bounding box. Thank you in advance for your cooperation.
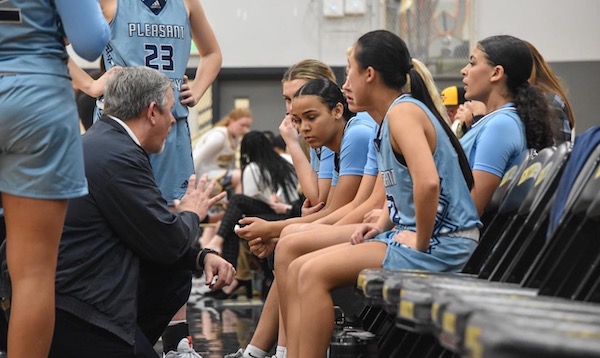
[49,67,234,357]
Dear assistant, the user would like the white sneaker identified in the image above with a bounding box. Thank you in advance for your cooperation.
[164,337,203,358]
[190,275,212,297]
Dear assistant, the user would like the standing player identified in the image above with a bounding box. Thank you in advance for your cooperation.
[69,0,222,206]
[66,0,222,355]
[0,0,109,356]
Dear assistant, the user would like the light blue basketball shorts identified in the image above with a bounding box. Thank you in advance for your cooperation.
[370,229,478,272]
[0,74,87,199]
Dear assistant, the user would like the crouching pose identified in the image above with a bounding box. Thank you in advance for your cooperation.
[26,67,234,358]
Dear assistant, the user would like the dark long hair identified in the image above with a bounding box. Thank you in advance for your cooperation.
[354,30,474,190]
[294,78,355,121]
[478,35,553,150]
[240,131,298,203]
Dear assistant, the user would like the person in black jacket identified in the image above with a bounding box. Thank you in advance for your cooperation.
[44,66,235,357]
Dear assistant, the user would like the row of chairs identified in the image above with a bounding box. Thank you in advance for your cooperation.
[351,126,600,357]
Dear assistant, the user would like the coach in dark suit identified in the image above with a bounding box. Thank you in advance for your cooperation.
[46,67,235,357]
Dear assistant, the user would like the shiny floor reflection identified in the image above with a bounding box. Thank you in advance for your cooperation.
[155,296,268,357]
[187,296,269,357]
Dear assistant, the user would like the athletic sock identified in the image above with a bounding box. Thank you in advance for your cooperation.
[275,345,286,358]
[244,344,268,358]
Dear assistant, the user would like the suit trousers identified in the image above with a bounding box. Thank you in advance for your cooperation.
[49,265,192,357]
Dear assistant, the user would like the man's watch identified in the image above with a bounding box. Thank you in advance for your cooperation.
[198,248,219,270]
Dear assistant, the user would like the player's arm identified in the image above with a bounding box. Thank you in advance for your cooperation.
[55,0,109,61]
[183,0,222,107]
[67,59,120,98]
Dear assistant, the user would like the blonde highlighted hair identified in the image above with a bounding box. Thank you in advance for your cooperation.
[282,59,336,84]
[409,59,451,125]
[214,108,252,127]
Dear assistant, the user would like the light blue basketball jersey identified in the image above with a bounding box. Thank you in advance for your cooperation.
[103,0,192,119]
[376,95,480,235]
[460,104,527,178]
[310,146,335,180]
[310,147,321,172]
[0,0,68,77]
[330,111,376,186]
[363,124,380,177]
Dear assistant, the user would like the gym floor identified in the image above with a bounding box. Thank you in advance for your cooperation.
[154,280,273,357]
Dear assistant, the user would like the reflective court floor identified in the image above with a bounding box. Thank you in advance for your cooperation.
[154,280,273,357]
[187,296,268,357]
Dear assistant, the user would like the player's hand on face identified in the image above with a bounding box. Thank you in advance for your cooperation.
[279,113,300,144]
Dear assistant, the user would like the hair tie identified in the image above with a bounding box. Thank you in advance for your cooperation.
[409,60,414,69]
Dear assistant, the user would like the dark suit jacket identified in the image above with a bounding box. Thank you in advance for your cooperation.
[54,116,200,344]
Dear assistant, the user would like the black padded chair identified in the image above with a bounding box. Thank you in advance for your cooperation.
[357,127,600,357]
[463,309,600,358]
[571,192,600,303]
[354,151,543,357]
[477,150,534,236]
[432,289,600,356]
[431,133,600,357]
[482,142,571,281]
[494,142,572,283]
[533,165,600,300]
[382,147,558,331]
[354,269,397,335]
[382,140,600,357]
[475,146,559,279]
[355,150,535,315]
[522,144,600,291]
[462,151,535,274]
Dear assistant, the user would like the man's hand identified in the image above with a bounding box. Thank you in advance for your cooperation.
[202,252,235,290]
[174,174,226,221]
